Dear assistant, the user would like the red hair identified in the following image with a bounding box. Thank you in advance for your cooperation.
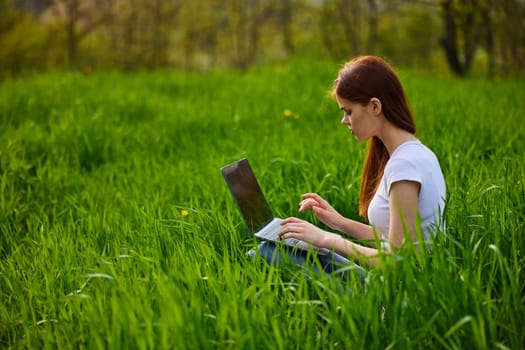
[334,56,416,220]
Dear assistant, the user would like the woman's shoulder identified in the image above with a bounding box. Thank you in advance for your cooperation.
[383,140,444,189]
[391,140,438,163]
[387,140,441,174]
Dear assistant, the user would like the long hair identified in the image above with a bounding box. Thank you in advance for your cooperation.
[334,56,416,220]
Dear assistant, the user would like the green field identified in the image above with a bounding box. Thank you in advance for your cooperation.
[1,59,524,349]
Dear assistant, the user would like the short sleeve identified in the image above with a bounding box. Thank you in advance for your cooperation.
[384,157,423,194]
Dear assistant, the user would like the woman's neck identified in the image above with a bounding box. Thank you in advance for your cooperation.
[377,122,417,156]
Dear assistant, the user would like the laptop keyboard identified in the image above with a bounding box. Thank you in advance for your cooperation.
[256,219,329,254]
[256,219,282,240]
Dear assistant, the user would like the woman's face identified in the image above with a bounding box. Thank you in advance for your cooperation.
[336,95,380,141]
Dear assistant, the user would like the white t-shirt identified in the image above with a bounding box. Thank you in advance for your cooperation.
[367,140,446,246]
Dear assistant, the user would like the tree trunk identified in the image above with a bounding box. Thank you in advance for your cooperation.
[366,0,378,54]
[439,0,466,76]
[481,0,494,77]
[339,0,360,56]
[280,0,294,56]
[66,0,78,68]
[439,0,482,77]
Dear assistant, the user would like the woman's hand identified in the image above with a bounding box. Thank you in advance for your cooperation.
[278,217,336,248]
[298,193,345,231]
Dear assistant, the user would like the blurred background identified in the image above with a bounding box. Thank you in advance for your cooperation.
[1,0,524,78]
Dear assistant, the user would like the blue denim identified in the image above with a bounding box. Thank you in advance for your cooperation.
[248,241,366,286]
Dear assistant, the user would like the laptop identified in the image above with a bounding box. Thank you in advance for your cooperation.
[221,158,328,253]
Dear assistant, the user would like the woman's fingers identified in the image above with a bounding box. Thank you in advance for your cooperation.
[280,217,302,225]
[301,193,323,202]
[298,198,319,212]
[278,221,305,239]
[278,220,328,248]
[301,193,330,208]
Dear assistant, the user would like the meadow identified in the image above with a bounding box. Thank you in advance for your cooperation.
[1,59,524,349]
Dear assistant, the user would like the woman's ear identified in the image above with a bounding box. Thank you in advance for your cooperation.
[370,97,382,115]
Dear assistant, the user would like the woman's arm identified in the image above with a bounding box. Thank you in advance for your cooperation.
[299,193,377,242]
[280,181,421,267]
[335,217,377,242]
[326,180,421,266]
[387,180,420,248]
[278,219,382,266]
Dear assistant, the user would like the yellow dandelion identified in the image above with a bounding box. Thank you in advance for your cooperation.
[181,209,189,217]
[293,113,300,119]
[283,109,292,117]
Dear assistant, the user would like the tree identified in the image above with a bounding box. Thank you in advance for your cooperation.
[227,0,274,69]
[366,0,379,54]
[102,0,180,69]
[493,0,525,75]
[319,0,380,61]
[438,0,481,76]
[437,0,525,77]
[43,0,114,68]
[278,0,294,56]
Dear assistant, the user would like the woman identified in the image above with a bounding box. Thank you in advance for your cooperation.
[255,56,446,271]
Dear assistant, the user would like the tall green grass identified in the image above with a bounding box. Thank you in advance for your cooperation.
[1,59,524,349]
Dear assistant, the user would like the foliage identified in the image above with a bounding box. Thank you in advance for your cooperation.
[1,59,524,349]
[1,0,523,76]
[377,3,442,68]
[437,0,525,77]
[0,8,59,76]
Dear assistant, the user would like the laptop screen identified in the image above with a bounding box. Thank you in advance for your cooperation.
[221,158,274,233]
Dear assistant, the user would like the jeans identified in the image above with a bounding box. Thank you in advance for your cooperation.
[247,241,366,288]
